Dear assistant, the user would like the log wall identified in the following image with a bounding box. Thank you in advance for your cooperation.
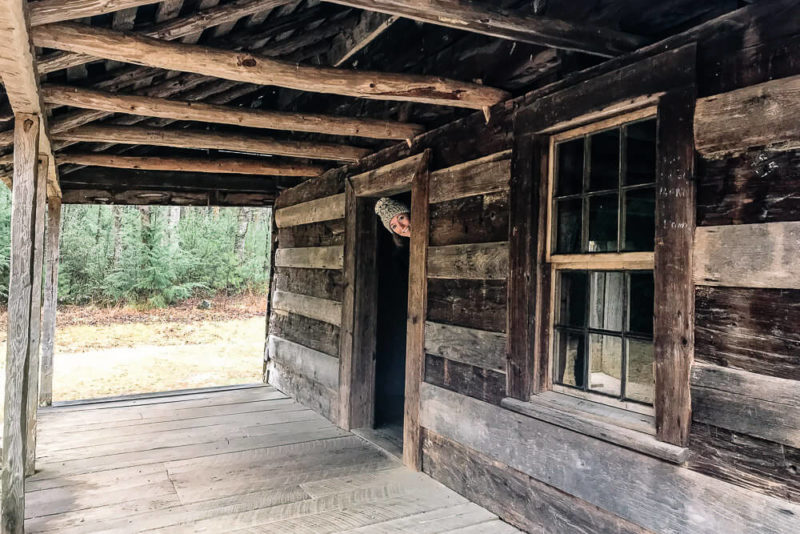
[267,2,800,531]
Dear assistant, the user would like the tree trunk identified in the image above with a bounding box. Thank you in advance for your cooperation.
[167,205,181,247]
[235,207,250,261]
[112,205,122,267]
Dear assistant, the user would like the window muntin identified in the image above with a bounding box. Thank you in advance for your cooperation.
[552,118,657,255]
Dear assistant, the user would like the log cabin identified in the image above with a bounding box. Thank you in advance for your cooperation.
[0,0,798,532]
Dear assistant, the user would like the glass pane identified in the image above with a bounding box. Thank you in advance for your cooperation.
[624,187,655,251]
[558,271,587,327]
[587,194,618,252]
[555,198,582,253]
[628,272,654,336]
[588,271,624,332]
[589,129,620,191]
[626,119,657,185]
[556,138,584,196]
[554,329,586,388]
[626,338,654,404]
[588,334,622,397]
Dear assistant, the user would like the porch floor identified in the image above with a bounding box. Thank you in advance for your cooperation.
[27,384,521,533]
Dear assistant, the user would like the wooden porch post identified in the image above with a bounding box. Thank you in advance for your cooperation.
[2,113,41,534]
[24,156,47,476]
[38,196,61,407]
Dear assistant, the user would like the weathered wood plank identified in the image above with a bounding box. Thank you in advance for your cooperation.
[274,267,344,302]
[424,322,505,373]
[691,362,800,408]
[327,11,398,67]
[3,114,40,534]
[427,242,508,280]
[278,220,345,248]
[270,311,340,358]
[268,335,339,392]
[349,152,427,197]
[654,87,696,447]
[39,197,61,407]
[275,194,345,228]
[29,0,158,26]
[424,355,505,406]
[429,192,508,247]
[427,278,506,333]
[274,169,345,210]
[428,151,510,204]
[423,431,652,534]
[60,189,276,207]
[697,149,800,226]
[694,222,800,289]
[695,74,800,158]
[268,360,339,424]
[272,290,342,326]
[419,382,800,534]
[274,246,344,270]
[695,286,800,380]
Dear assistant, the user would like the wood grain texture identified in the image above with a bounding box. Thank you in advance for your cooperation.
[423,430,653,534]
[54,125,368,162]
[427,242,508,280]
[349,152,428,197]
[272,290,342,326]
[695,74,800,158]
[39,197,61,407]
[273,267,344,302]
[32,22,509,109]
[327,10,398,67]
[427,278,507,333]
[60,189,276,207]
[419,382,800,534]
[428,151,510,204]
[270,311,340,358]
[424,355,506,406]
[692,362,800,408]
[3,114,39,534]
[654,87,696,447]
[697,149,800,226]
[275,194,345,229]
[274,169,345,210]
[268,335,339,392]
[274,246,344,270]
[268,361,339,423]
[694,222,800,289]
[43,84,422,140]
[29,0,157,26]
[278,220,345,248]
[428,192,508,247]
[695,286,800,380]
[424,322,506,373]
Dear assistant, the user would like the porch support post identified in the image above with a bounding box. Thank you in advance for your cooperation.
[24,155,47,476]
[38,196,61,407]
[2,113,41,534]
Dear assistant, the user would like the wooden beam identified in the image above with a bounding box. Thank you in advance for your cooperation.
[61,188,276,206]
[2,114,40,534]
[427,242,509,280]
[29,0,159,26]
[275,194,345,228]
[274,246,344,270]
[349,152,428,197]
[325,0,647,57]
[39,196,61,407]
[326,11,398,67]
[695,74,800,158]
[42,85,424,140]
[32,22,510,109]
[272,290,343,326]
[56,153,325,177]
[52,125,370,162]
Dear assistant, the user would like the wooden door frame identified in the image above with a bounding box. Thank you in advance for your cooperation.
[338,151,431,471]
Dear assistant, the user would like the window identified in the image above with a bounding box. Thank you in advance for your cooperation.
[548,110,657,413]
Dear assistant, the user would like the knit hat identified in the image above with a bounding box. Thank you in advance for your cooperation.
[375,197,410,234]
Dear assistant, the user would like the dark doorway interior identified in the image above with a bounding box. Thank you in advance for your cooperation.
[373,192,410,445]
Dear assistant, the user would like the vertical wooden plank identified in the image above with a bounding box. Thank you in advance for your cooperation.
[654,87,696,446]
[39,195,61,407]
[403,149,431,470]
[2,113,40,534]
[338,183,378,430]
[263,206,278,382]
[24,155,47,476]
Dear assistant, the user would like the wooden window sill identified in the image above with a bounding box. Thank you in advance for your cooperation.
[501,392,688,465]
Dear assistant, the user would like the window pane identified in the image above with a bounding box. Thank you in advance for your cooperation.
[626,119,657,185]
[589,129,620,191]
[556,138,584,196]
[555,198,582,253]
[554,329,586,388]
[628,272,654,336]
[626,339,654,404]
[624,187,655,251]
[588,334,622,397]
[588,271,624,332]
[558,271,587,327]
[587,194,618,252]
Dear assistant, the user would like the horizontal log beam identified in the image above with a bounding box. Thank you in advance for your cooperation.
[32,22,509,109]
[56,153,324,176]
[61,188,276,206]
[29,0,159,27]
[325,0,647,57]
[52,125,370,162]
[42,84,424,140]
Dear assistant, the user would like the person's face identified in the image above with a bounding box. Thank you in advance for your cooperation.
[390,212,411,237]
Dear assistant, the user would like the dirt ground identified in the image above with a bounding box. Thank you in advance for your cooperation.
[0,294,267,409]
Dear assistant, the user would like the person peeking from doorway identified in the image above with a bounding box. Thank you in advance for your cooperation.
[375,197,411,238]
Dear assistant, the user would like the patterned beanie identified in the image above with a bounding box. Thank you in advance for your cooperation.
[374,197,410,234]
